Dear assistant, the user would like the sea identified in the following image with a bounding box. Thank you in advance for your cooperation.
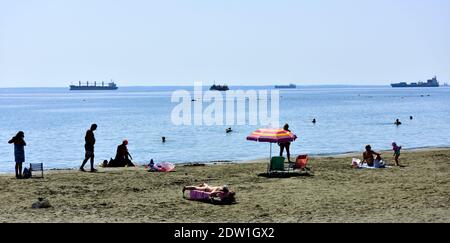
[0,85,449,172]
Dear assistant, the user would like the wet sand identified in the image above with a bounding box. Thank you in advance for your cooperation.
[0,148,449,223]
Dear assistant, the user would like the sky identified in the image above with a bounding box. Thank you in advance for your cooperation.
[0,0,449,87]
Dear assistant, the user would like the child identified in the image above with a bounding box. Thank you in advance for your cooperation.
[392,142,403,167]
[8,131,26,179]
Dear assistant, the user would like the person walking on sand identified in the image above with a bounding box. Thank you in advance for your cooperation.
[392,142,403,167]
[8,131,26,179]
[80,124,97,172]
[279,123,295,163]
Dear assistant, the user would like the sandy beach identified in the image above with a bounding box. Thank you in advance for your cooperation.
[0,148,449,223]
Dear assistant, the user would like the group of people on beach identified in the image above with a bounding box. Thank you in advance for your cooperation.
[7,119,404,181]
[6,124,140,177]
[362,143,403,167]
[81,124,137,171]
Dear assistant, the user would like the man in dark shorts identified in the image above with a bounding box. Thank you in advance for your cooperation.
[80,124,97,172]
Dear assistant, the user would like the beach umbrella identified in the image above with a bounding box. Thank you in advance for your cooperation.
[246,128,298,159]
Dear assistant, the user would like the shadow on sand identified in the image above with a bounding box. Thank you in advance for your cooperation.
[185,198,237,206]
[257,172,313,178]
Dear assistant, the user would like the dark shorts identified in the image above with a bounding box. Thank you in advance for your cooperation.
[85,145,95,158]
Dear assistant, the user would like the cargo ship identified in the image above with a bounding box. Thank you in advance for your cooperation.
[70,81,118,91]
[275,84,296,89]
[391,76,440,88]
[210,84,229,91]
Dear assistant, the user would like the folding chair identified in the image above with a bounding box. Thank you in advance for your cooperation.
[30,163,44,178]
[289,155,310,173]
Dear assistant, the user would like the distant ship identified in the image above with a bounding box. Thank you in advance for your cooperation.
[391,76,440,88]
[210,84,229,91]
[70,80,118,91]
[275,84,296,89]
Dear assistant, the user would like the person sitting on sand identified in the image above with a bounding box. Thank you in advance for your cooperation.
[363,145,381,167]
[183,183,236,202]
[108,140,135,167]
[148,159,158,172]
[392,142,403,167]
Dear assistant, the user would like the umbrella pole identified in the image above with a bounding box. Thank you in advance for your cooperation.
[270,143,272,159]
[268,143,273,174]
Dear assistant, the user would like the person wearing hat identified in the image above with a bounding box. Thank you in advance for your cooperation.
[109,140,134,167]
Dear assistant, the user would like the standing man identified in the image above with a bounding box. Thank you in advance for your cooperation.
[80,124,97,172]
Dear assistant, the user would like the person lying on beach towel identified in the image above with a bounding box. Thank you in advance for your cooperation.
[183,183,236,204]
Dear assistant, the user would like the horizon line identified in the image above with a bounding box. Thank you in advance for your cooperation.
[0,84,390,89]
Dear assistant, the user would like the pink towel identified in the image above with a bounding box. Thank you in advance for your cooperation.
[189,190,211,201]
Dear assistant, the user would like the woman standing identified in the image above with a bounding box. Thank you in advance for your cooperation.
[8,131,26,179]
[279,124,295,163]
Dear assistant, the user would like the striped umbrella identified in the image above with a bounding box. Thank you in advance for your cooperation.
[247,128,298,159]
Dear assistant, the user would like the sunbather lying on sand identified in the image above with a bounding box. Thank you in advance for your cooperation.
[183,183,235,202]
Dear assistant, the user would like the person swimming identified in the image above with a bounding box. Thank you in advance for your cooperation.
[226,127,232,133]
[395,119,402,126]
[312,118,317,124]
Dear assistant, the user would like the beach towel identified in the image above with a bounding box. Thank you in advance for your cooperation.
[352,158,389,169]
[148,162,176,172]
[189,190,212,201]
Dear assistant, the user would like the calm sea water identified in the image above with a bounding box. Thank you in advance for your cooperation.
[0,86,449,172]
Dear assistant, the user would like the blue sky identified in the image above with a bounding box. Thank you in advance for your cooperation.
[1,0,449,87]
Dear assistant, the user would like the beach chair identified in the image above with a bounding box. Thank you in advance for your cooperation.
[30,163,44,178]
[290,155,309,173]
[268,156,286,174]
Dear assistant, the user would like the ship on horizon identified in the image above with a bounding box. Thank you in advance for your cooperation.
[275,84,297,89]
[210,84,229,91]
[391,76,440,88]
[70,80,118,91]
